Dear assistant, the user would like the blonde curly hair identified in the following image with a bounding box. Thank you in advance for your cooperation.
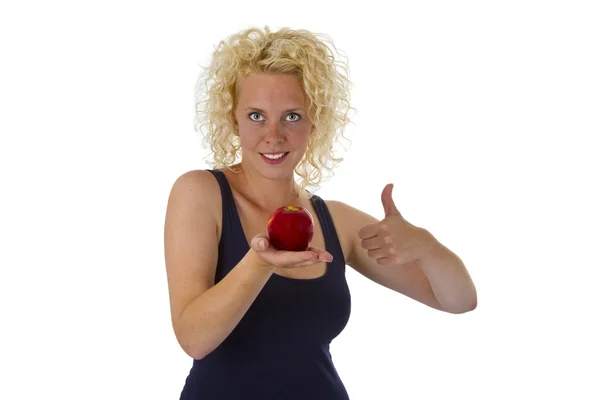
[193,26,355,197]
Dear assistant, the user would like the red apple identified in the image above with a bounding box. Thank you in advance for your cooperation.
[267,205,315,251]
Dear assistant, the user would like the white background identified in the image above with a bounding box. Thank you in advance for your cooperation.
[1,1,599,399]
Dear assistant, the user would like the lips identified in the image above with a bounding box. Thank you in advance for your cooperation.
[260,152,289,164]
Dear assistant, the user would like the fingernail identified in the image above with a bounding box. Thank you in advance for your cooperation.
[259,240,265,250]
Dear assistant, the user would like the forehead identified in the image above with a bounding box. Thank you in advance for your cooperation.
[237,73,307,105]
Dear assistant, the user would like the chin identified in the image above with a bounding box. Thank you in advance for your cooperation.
[260,167,296,180]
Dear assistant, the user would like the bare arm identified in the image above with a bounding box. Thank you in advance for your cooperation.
[164,170,275,359]
[327,199,476,314]
[164,170,330,359]
[179,250,277,359]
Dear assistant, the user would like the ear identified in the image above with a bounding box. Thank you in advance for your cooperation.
[232,105,239,136]
[233,118,239,136]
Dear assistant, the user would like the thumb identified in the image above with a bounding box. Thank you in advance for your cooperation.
[381,183,401,217]
[250,232,271,252]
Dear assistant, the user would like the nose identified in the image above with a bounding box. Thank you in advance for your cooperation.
[263,123,285,144]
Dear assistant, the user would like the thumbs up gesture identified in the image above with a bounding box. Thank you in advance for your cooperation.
[358,184,434,266]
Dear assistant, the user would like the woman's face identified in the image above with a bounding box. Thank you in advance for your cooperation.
[233,72,314,178]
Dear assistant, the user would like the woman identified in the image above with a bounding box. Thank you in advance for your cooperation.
[164,26,477,399]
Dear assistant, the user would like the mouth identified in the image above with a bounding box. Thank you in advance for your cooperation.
[260,151,289,165]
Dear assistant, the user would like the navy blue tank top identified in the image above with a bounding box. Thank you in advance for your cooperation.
[178,169,352,399]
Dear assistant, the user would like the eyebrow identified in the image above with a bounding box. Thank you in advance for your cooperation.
[245,107,303,113]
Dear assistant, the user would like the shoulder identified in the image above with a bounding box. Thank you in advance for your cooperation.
[322,199,374,229]
[168,169,221,199]
[167,169,222,223]
[320,199,354,240]
[321,199,351,217]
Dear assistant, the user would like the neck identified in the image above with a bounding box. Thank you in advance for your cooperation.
[232,163,303,212]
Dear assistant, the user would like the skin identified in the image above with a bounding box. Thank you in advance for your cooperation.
[224,72,477,313]
[222,72,332,274]
[230,72,313,212]
[164,71,477,359]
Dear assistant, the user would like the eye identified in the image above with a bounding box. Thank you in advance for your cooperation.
[286,113,301,122]
[248,112,263,121]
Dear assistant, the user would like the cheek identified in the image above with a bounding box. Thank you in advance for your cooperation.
[291,127,312,145]
[237,131,259,148]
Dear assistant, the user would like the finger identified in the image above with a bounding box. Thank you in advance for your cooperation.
[360,236,384,250]
[307,247,334,262]
[273,250,319,265]
[375,256,397,266]
[291,259,325,268]
[358,223,380,240]
[250,232,271,252]
[381,183,402,218]
[367,246,396,260]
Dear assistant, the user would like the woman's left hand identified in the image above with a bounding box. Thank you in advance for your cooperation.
[358,184,435,266]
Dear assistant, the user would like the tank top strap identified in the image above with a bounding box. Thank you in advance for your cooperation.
[309,194,346,272]
[206,169,249,280]
[207,169,346,279]
[206,169,238,227]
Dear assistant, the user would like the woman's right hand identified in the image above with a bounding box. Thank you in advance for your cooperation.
[249,232,333,269]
